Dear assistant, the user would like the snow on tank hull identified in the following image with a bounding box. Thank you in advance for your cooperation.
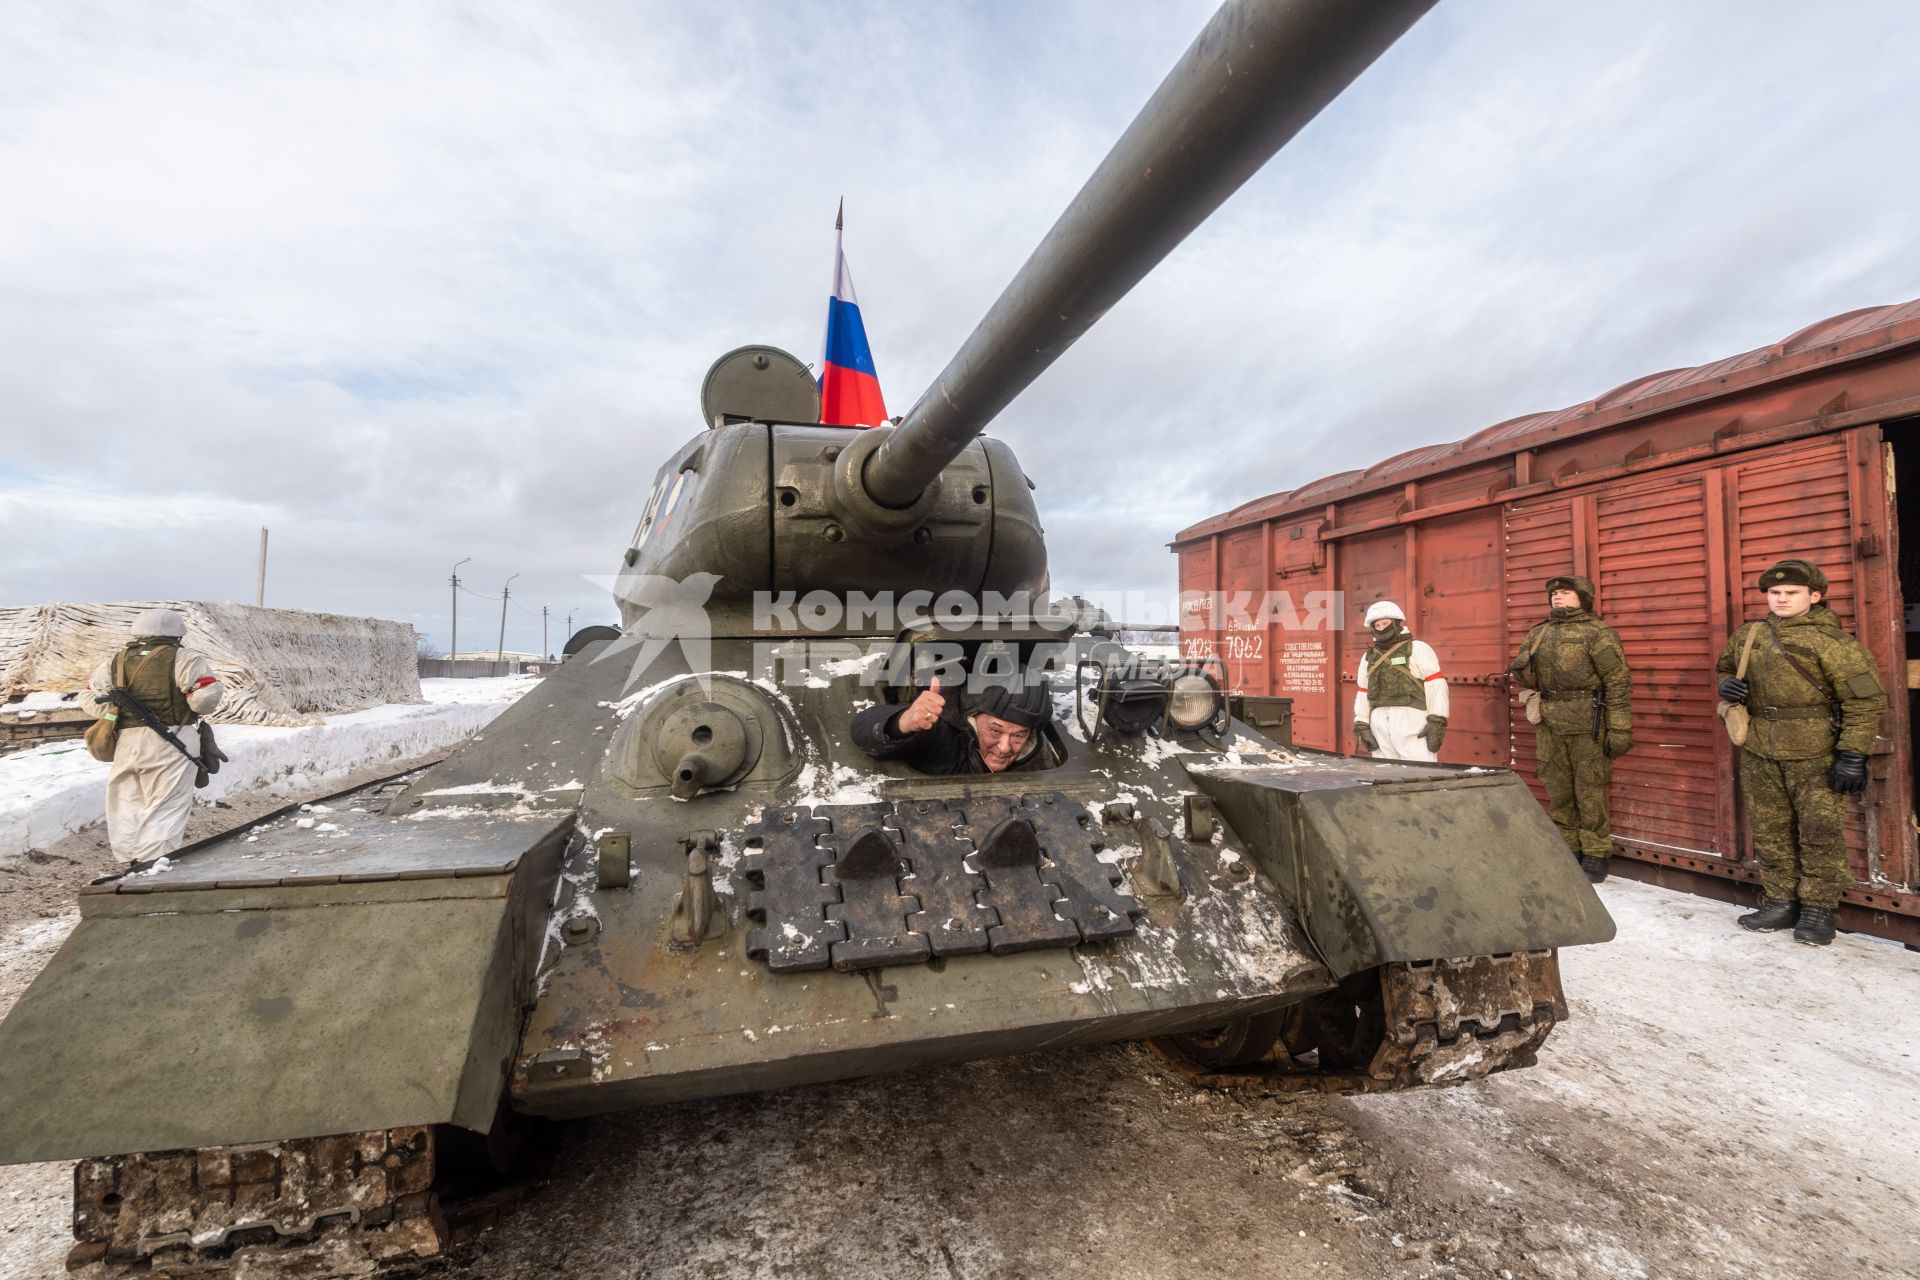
[499,642,1334,1118]
[425,631,1609,1116]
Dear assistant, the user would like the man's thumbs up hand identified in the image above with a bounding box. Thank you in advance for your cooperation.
[902,678,946,733]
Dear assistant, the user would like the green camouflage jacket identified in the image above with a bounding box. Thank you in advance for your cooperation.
[1716,605,1884,759]
[1511,608,1633,739]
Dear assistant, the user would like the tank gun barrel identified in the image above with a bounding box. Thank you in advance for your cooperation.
[862,0,1434,510]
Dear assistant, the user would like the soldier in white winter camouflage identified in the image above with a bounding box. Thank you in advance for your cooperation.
[84,609,226,863]
[1352,600,1450,762]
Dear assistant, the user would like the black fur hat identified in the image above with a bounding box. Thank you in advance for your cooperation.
[965,680,1051,729]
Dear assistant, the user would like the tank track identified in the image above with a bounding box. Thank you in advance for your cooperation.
[66,1126,446,1277]
[1155,950,1568,1093]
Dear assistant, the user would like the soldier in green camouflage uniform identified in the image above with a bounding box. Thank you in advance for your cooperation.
[1715,559,1883,946]
[1510,575,1633,883]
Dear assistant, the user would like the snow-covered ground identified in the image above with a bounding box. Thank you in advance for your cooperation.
[0,676,538,868]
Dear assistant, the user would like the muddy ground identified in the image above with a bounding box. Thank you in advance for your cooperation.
[3,779,1916,1280]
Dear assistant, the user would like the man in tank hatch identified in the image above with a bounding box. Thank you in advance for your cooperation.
[851,676,1052,775]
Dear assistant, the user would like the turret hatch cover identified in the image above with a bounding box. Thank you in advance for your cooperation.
[700,344,821,426]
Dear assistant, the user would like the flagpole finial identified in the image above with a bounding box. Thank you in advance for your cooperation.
[835,197,844,232]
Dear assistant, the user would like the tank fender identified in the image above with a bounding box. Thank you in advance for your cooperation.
[0,816,570,1165]
[1188,764,1615,979]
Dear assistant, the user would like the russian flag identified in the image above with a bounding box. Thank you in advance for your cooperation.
[819,201,889,427]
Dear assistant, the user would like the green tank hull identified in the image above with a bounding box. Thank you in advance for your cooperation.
[0,635,1609,1165]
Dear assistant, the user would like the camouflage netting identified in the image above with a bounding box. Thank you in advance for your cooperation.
[0,602,423,726]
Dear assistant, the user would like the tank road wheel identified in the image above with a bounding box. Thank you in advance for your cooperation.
[1159,1009,1288,1069]
[1276,970,1387,1072]
[1155,954,1570,1093]
[431,1111,552,1248]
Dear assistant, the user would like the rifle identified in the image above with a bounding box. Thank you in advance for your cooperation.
[103,688,226,788]
[1590,686,1605,743]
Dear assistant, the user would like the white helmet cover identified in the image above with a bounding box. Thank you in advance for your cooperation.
[131,607,187,639]
[1362,600,1406,626]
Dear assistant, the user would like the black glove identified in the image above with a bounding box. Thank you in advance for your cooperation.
[1718,676,1749,704]
[1353,720,1379,753]
[1421,715,1447,752]
[1604,732,1632,758]
[1827,750,1869,794]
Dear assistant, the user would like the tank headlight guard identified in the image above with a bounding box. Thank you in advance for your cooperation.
[1094,676,1170,735]
[1074,642,1229,742]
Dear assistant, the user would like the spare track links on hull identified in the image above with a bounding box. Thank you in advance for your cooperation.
[67,1126,445,1277]
[1158,951,1567,1093]
[743,794,1142,972]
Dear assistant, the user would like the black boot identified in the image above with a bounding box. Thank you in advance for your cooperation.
[1793,905,1836,946]
[1738,898,1799,932]
[1578,854,1608,883]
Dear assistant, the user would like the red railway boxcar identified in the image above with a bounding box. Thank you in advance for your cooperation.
[1174,301,1920,945]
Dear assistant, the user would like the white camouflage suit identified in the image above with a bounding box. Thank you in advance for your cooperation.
[86,639,225,862]
[1353,638,1449,762]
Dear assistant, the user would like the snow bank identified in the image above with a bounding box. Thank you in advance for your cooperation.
[0,676,539,867]
[0,600,421,725]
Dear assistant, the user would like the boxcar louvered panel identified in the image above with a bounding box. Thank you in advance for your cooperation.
[1733,440,1858,626]
[1595,477,1721,855]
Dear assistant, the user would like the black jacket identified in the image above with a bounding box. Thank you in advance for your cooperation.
[849,703,1046,776]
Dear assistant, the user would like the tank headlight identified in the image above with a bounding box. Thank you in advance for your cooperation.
[1166,673,1221,730]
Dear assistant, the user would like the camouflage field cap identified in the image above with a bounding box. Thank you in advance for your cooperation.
[1756,559,1828,594]
[1544,574,1595,610]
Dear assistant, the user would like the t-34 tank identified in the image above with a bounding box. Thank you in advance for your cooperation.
[0,0,1613,1273]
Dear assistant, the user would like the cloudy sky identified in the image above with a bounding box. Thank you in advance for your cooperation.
[4,0,1917,654]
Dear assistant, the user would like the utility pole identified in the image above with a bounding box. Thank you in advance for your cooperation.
[541,605,549,659]
[497,573,519,665]
[566,608,577,637]
[255,527,269,606]
[451,557,470,659]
